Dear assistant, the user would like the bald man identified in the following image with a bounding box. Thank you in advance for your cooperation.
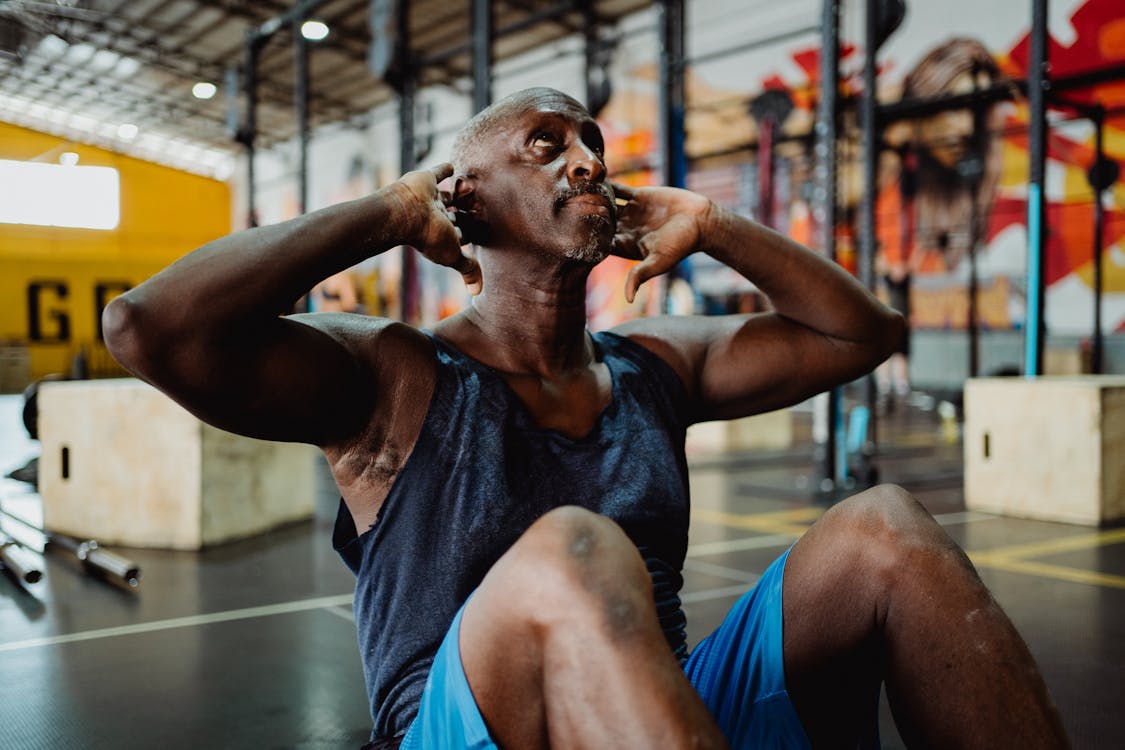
[105,88,1068,749]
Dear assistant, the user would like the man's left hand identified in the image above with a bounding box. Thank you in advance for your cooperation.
[610,183,713,303]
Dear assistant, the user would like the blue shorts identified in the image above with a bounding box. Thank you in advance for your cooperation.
[399,548,809,749]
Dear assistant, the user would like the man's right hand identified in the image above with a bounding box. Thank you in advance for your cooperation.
[392,163,483,295]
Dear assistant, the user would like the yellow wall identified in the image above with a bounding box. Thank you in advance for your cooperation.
[0,122,231,379]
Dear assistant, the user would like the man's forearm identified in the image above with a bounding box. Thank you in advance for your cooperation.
[120,186,410,336]
[703,206,898,343]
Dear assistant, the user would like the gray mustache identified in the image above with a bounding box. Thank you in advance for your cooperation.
[554,182,612,210]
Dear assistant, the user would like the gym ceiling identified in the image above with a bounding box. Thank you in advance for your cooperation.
[0,0,651,168]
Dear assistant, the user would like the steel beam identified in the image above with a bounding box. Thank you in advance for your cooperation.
[855,0,880,484]
[658,0,686,188]
[1092,105,1106,374]
[472,0,493,114]
[294,11,310,217]
[815,0,845,489]
[393,0,420,324]
[243,32,262,228]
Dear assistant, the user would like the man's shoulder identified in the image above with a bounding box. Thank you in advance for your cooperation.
[605,317,706,396]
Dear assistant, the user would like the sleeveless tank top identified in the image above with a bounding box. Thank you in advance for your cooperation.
[333,330,692,742]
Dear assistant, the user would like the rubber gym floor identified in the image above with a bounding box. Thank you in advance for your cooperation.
[1,392,1122,749]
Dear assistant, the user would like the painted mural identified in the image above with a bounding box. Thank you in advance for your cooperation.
[596,0,1125,340]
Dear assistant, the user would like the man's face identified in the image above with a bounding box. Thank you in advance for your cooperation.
[465,93,616,264]
[916,70,993,170]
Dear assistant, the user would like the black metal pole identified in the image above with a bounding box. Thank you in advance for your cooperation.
[396,0,418,324]
[294,13,310,217]
[1025,0,1049,376]
[581,0,598,112]
[815,0,843,489]
[472,0,493,114]
[966,95,987,379]
[1092,105,1105,374]
[968,205,980,377]
[858,0,879,484]
[658,0,686,189]
[243,33,260,228]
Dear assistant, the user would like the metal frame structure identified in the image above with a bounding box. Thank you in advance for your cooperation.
[866,1,1123,383]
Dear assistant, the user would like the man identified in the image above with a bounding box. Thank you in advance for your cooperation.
[104,88,1068,749]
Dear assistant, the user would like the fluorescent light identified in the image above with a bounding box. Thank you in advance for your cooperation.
[301,20,329,41]
[59,152,79,166]
[117,123,138,140]
[0,160,120,230]
[91,49,119,71]
[192,81,217,100]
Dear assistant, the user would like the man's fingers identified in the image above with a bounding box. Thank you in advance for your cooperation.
[430,162,454,184]
[609,181,636,203]
[452,253,483,295]
[624,253,673,304]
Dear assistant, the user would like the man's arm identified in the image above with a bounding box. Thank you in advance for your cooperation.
[103,164,479,447]
[610,183,904,423]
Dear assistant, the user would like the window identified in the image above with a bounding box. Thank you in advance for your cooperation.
[0,159,120,230]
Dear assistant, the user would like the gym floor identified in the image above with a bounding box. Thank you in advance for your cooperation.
[1,392,1122,749]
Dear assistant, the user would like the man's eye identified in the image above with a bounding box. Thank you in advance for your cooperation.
[532,132,557,146]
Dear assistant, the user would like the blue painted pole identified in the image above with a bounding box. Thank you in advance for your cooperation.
[1025,0,1048,377]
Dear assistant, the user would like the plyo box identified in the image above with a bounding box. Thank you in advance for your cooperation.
[964,376,1125,526]
[38,378,317,549]
[686,409,793,457]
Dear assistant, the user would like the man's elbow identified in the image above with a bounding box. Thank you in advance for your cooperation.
[102,294,159,374]
[880,310,907,360]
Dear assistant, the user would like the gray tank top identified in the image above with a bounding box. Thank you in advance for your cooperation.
[334,330,692,742]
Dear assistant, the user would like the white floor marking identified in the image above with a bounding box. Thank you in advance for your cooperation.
[0,593,354,653]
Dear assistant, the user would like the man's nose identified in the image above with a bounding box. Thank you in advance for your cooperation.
[566,143,605,184]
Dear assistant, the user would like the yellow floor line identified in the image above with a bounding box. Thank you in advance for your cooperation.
[970,554,1125,589]
[691,507,821,536]
[692,507,1125,590]
[967,527,1125,560]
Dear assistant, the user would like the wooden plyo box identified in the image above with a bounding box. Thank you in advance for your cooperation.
[686,409,793,457]
[964,376,1125,526]
[37,379,317,549]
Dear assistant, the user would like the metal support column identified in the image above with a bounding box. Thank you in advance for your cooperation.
[581,0,601,115]
[658,0,686,189]
[857,0,879,484]
[1092,105,1107,374]
[396,0,419,323]
[294,12,310,217]
[471,0,493,114]
[1025,0,1049,376]
[242,33,261,228]
[815,0,845,489]
[965,95,988,379]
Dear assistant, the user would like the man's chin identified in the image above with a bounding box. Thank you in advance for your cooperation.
[562,216,614,264]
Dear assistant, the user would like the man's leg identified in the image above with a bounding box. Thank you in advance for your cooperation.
[458,506,728,750]
[782,484,1069,748]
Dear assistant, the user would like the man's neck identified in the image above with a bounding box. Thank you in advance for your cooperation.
[455,253,595,377]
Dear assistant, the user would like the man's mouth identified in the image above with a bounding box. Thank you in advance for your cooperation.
[555,183,613,214]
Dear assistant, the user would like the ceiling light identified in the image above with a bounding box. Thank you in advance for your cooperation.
[91,49,119,71]
[59,152,79,166]
[192,81,217,100]
[300,20,329,41]
[117,123,138,141]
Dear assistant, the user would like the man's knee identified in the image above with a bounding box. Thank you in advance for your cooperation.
[816,484,968,588]
[496,506,652,630]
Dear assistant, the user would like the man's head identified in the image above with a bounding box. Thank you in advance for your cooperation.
[448,87,615,265]
[904,38,1000,172]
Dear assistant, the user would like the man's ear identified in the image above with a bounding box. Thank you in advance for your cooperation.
[451,176,489,246]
